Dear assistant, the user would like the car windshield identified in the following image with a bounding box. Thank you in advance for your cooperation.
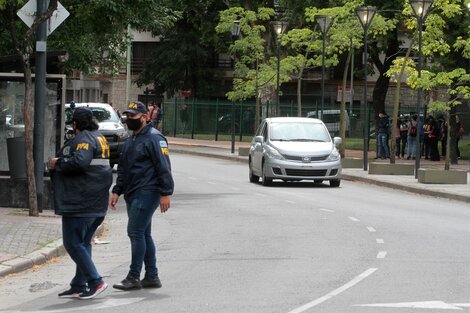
[270,122,330,142]
[65,106,119,124]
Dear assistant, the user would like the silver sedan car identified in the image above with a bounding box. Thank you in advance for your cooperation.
[249,117,342,187]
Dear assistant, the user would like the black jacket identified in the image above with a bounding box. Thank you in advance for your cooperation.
[52,130,113,217]
[112,124,174,198]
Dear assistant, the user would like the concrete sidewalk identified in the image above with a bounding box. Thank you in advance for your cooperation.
[0,136,468,279]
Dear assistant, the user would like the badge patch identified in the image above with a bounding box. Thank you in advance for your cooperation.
[161,147,169,155]
[159,141,168,148]
[76,143,89,151]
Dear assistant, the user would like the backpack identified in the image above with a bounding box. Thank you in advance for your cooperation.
[409,123,417,137]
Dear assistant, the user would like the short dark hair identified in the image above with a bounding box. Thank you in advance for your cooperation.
[72,107,99,131]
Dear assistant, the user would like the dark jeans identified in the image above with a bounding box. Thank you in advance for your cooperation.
[62,216,105,291]
[125,190,160,279]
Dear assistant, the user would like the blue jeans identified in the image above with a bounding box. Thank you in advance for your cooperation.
[62,216,104,291]
[378,133,389,158]
[407,136,417,157]
[125,190,160,279]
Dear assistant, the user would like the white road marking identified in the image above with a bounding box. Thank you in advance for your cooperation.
[376,251,387,259]
[188,176,197,181]
[284,200,296,204]
[376,238,385,244]
[319,208,334,213]
[286,268,378,313]
[349,217,360,222]
[12,297,146,313]
[367,227,376,233]
[354,301,465,310]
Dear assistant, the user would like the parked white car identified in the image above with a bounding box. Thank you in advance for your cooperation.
[65,102,129,167]
[249,117,342,187]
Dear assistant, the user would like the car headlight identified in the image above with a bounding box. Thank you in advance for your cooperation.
[327,148,340,161]
[265,145,284,160]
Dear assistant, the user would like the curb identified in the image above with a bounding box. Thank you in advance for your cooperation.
[0,223,105,278]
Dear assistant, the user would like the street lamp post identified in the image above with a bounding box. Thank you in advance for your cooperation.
[272,21,289,116]
[230,20,241,154]
[355,6,376,171]
[314,15,334,121]
[410,0,433,177]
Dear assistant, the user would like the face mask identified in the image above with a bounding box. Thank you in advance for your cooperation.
[126,118,143,131]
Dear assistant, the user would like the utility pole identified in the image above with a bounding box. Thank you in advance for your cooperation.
[33,0,48,211]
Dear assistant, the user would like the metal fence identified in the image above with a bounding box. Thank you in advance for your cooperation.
[159,98,470,141]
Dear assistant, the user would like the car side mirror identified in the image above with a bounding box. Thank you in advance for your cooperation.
[254,136,263,143]
[333,137,342,146]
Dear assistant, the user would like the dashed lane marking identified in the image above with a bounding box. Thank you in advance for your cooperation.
[377,251,387,259]
[349,217,360,222]
[376,239,385,244]
[319,208,334,213]
[367,227,376,233]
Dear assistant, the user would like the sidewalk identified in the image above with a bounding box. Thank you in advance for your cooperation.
[0,137,468,279]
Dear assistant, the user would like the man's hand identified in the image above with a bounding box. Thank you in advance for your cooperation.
[109,193,120,210]
[48,158,59,170]
[160,195,171,213]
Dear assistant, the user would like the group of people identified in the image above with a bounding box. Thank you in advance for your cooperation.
[376,112,464,161]
[49,101,174,300]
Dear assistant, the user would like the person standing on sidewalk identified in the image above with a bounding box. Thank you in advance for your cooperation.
[377,112,390,159]
[109,101,174,291]
[49,107,112,300]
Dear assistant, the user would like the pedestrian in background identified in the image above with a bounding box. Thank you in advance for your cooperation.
[109,101,174,291]
[377,111,390,159]
[406,114,418,160]
[49,107,112,300]
[428,115,440,161]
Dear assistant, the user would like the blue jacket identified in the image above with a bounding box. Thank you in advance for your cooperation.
[52,130,113,217]
[112,124,174,198]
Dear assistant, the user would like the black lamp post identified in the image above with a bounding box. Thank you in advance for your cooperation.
[272,21,289,116]
[230,20,241,154]
[410,0,433,177]
[314,15,334,121]
[355,6,376,171]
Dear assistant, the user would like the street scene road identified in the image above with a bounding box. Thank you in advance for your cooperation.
[0,153,470,313]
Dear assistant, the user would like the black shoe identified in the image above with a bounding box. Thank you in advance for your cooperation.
[58,288,83,298]
[407,156,411,160]
[113,275,142,291]
[141,277,162,289]
[79,282,108,300]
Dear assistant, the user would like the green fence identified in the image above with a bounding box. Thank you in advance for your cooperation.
[159,98,470,142]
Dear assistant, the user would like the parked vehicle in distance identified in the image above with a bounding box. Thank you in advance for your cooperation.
[306,109,350,136]
[65,102,129,168]
[249,117,342,187]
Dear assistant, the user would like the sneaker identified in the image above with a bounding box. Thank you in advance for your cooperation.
[141,277,162,289]
[113,275,142,291]
[78,282,108,300]
[58,288,83,298]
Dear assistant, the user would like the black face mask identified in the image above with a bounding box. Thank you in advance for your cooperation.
[126,118,143,131]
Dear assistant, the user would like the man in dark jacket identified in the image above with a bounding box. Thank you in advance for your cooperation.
[109,101,174,291]
[49,107,113,299]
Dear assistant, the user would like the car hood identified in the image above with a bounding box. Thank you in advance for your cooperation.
[269,141,334,155]
[98,121,125,131]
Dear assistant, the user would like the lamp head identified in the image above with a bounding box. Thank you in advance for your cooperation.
[231,20,241,40]
[314,15,334,35]
[271,21,289,36]
[355,6,377,30]
[410,0,434,21]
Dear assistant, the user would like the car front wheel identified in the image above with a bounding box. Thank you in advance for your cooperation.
[262,162,272,186]
[329,179,341,187]
[249,159,259,183]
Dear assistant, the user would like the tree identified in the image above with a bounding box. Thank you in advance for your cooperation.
[0,0,178,215]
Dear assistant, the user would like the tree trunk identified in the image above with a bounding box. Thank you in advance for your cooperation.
[23,63,39,216]
[370,30,399,128]
[449,106,458,165]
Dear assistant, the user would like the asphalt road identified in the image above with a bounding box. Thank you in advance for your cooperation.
[1,153,470,313]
